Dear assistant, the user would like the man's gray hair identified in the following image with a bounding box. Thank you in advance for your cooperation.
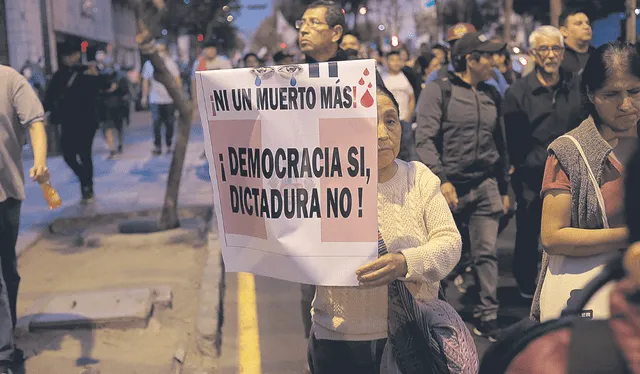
[529,26,564,49]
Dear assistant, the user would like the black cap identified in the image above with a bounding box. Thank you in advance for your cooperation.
[451,32,505,60]
[273,50,293,62]
[58,41,81,57]
[202,39,218,49]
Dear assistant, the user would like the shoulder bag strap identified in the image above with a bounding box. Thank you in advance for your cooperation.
[567,319,631,374]
[558,135,609,229]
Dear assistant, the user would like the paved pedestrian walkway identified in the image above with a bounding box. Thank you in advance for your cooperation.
[17,111,214,256]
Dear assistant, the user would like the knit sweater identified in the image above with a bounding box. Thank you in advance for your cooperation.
[531,117,613,321]
[312,160,462,341]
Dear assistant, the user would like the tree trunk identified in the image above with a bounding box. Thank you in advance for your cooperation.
[130,0,194,230]
[550,0,562,27]
[504,0,513,45]
[627,0,637,43]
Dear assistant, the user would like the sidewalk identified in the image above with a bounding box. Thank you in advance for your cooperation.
[17,111,214,256]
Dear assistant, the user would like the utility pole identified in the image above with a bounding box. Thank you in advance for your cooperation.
[550,0,562,27]
[504,0,513,46]
[627,0,637,43]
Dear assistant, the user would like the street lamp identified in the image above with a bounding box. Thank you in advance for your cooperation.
[391,35,399,47]
[359,6,367,15]
[222,5,230,12]
[378,24,385,31]
[227,15,233,22]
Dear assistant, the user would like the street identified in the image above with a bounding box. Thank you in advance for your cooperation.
[16,113,531,373]
[213,220,530,373]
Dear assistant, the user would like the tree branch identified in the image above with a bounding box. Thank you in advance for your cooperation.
[130,0,194,230]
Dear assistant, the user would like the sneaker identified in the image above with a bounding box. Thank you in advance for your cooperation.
[166,147,173,155]
[473,319,500,343]
[152,147,162,156]
[107,150,117,159]
[80,186,96,205]
[519,290,534,300]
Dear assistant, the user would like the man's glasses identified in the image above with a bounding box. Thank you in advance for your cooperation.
[535,46,565,56]
[295,19,329,30]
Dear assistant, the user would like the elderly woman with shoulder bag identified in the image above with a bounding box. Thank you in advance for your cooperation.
[532,41,640,322]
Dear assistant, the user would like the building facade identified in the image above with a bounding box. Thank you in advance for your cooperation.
[1,0,138,73]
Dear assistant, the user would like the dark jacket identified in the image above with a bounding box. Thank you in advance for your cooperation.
[502,68,583,174]
[415,72,510,195]
[44,64,110,128]
[304,48,348,63]
[561,45,595,74]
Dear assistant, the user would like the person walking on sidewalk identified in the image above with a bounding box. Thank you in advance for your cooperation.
[294,0,347,356]
[44,43,111,204]
[141,40,181,156]
[415,32,511,342]
[0,64,49,373]
[502,26,583,300]
[101,58,129,158]
[381,51,417,162]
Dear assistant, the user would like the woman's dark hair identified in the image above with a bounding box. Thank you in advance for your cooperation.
[626,142,640,244]
[580,41,640,122]
[433,44,449,63]
[415,52,436,77]
[243,53,259,64]
[375,71,400,117]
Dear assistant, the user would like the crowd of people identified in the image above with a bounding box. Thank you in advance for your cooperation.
[1,0,639,373]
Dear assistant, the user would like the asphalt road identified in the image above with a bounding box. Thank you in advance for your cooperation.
[216,204,532,373]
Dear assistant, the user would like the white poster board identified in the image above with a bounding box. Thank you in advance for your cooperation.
[196,59,378,286]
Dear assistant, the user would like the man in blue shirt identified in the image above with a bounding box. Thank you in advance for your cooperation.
[426,23,509,97]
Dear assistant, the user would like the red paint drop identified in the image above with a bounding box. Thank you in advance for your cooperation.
[360,89,374,108]
[359,77,365,86]
[363,68,370,76]
[368,82,372,88]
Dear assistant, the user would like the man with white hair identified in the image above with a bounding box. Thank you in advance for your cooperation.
[502,25,583,300]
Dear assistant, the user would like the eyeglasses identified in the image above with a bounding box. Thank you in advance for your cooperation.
[534,46,565,56]
[295,19,329,30]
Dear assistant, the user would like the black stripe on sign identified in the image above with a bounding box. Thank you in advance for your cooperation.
[309,63,320,78]
[328,62,338,77]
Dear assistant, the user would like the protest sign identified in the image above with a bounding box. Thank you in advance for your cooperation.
[196,59,378,286]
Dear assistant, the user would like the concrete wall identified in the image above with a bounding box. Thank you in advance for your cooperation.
[51,0,114,43]
[5,0,45,69]
[112,2,138,70]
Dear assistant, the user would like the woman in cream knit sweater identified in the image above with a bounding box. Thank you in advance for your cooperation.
[307,83,462,373]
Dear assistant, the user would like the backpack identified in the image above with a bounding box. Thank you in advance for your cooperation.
[479,253,635,374]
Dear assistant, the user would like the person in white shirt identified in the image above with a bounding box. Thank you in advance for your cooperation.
[141,40,181,155]
[382,50,417,162]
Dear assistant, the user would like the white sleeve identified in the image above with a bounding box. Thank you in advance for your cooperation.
[141,61,153,80]
[400,163,462,283]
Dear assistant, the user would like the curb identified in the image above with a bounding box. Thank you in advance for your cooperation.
[195,221,225,361]
[16,205,212,258]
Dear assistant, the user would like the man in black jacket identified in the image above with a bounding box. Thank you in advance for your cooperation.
[503,25,583,299]
[416,32,510,341]
[44,42,111,203]
[559,9,594,74]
